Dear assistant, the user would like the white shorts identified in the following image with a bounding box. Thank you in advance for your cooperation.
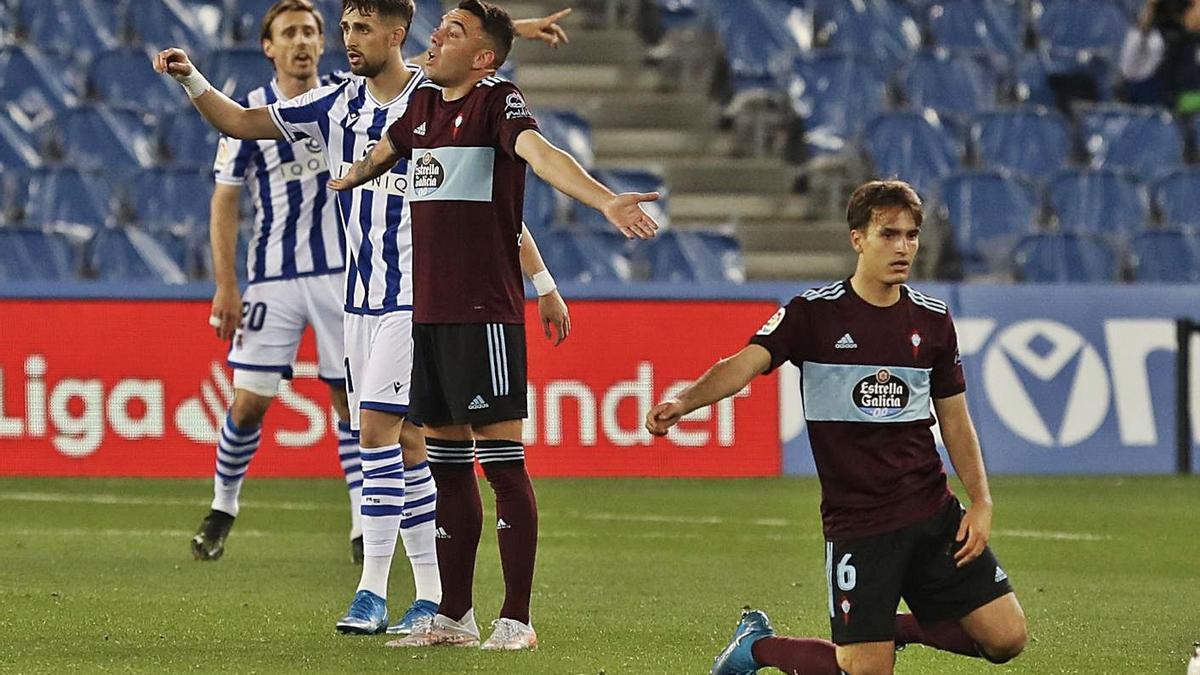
[343,310,414,431]
[227,274,344,383]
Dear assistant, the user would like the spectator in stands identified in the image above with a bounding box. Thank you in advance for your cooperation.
[1119,0,1200,113]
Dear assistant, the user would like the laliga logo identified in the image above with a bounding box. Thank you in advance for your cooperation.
[982,320,1110,447]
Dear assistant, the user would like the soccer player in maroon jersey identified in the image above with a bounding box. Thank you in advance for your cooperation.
[328,0,658,651]
[646,181,1027,675]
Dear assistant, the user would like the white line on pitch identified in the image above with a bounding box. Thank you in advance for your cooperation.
[993,528,1111,542]
[0,491,336,511]
[1,527,277,538]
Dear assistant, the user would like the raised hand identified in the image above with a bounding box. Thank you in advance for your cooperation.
[602,192,660,240]
[153,48,195,80]
[515,8,572,48]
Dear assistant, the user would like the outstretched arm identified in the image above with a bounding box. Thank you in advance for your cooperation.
[514,8,572,48]
[514,129,658,240]
[935,393,994,568]
[520,224,570,345]
[153,48,282,140]
[328,137,403,191]
[645,345,771,436]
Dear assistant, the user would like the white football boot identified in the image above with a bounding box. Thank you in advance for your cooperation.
[480,617,538,651]
[386,609,480,648]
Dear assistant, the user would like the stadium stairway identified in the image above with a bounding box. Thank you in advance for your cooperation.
[507,0,855,280]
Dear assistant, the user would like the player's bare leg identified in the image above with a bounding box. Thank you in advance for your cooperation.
[835,641,895,675]
[191,388,272,561]
[960,593,1028,663]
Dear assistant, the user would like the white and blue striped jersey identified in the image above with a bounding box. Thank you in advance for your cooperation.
[267,64,424,316]
[213,78,346,284]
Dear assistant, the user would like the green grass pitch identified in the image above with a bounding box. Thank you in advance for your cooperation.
[1,475,1197,673]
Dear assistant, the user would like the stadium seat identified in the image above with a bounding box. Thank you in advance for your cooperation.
[863,109,963,195]
[48,106,155,171]
[84,226,190,283]
[1129,229,1200,282]
[927,0,1023,56]
[693,230,746,283]
[575,169,670,230]
[535,229,627,283]
[409,0,445,54]
[0,46,76,125]
[131,167,213,231]
[630,229,739,282]
[970,107,1073,182]
[1015,48,1113,107]
[1153,168,1200,227]
[14,0,119,57]
[1033,0,1129,54]
[127,0,210,51]
[712,0,798,95]
[812,0,922,64]
[523,173,560,231]
[536,110,594,170]
[788,53,887,154]
[0,114,41,169]
[209,47,277,98]
[0,227,80,281]
[90,47,185,114]
[21,168,117,231]
[1047,168,1148,236]
[1080,105,1184,178]
[656,0,710,31]
[899,48,1000,117]
[1012,231,1119,282]
[938,170,1039,275]
[224,0,285,44]
[157,109,222,166]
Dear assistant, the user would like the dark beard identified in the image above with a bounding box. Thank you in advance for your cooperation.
[351,58,384,78]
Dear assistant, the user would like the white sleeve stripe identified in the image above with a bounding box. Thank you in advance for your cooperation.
[213,176,244,186]
[267,104,298,143]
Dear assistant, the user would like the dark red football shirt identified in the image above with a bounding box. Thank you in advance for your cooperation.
[750,279,965,540]
[386,76,539,324]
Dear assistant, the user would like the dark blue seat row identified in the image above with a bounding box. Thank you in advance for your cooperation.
[1012,229,1200,283]
[535,229,744,284]
[0,224,193,283]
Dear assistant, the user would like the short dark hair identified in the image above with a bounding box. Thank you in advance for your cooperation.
[261,0,324,42]
[342,0,415,33]
[846,180,924,232]
[457,0,515,69]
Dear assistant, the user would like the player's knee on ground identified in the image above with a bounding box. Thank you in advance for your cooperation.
[979,621,1028,664]
[836,643,895,675]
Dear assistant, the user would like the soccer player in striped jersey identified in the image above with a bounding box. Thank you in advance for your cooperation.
[646,181,1027,675]
[190,0,365,566]
[155,0,572,637]
[329,0,658,650]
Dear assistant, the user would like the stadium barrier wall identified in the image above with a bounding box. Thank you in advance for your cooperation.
[1,282,1197,477]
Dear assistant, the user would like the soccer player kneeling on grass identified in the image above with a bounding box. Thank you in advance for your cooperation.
[646,181,1028,675]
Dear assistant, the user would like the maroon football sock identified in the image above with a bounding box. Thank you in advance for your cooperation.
[427,440,482,623]
[478,441,537,625]
[751,636,841,674]
[895,613,981,657]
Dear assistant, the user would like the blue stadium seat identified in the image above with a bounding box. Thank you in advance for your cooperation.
[523,173,560,231]
[409,0,445,54]
[90,47,184,114]
[209,47,277,98]
[22,168,117,230]
[630,229,736,282]
[15,0,119,56]
[0,45,76,123]
[535,229,626,283]
[224,0,284,44]
[131,167,212,231]
[536,110,594,169]
[1129,229,1200,282]
[575,169,670,231]
[656,0,709,31]
[939,170,1039,275]
[864,110,963,195]
[0,114,41,169]
[927,0,1023,56]
[712,0,798,95]
[693,230,746,283]
[813,0,922,64]
[788,53,887,154]
[1012,232,1119,282]
[85,226,189,283]
[0,227,79,281]
[1016,48,1113,106]
[1080,105,1184,178]
[127,0,209,51]
[900,48,1000,117]
[50,106,155,171]
[970,107,1072,182]
[1047,168,1148,236]
[1034,0,1128,54]
[1153,168,1200,227]
[157,110,222,167]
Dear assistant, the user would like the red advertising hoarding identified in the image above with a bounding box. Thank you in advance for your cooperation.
[0,299,780,477]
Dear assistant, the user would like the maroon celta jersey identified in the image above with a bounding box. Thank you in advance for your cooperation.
[750,280,966,540]
[386,75,539,324]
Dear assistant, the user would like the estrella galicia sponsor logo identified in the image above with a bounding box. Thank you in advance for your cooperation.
[412,151,444,197]
[853,368,910,418]
[505,92,532,120]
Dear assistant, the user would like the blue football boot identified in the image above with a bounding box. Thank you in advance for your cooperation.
[385,599,439,635]
[335,590,389,635]
[711,609,775,675]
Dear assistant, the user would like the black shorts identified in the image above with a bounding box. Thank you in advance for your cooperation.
[410,322,528,427]
[826,498,1014,645]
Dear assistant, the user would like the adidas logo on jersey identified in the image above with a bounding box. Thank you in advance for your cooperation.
[994,566,1008,583]
[436,527,451,540]
[496,518,511,530]
[414,122,427,136]
[468,395,489,410]
[835,333,858,349]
